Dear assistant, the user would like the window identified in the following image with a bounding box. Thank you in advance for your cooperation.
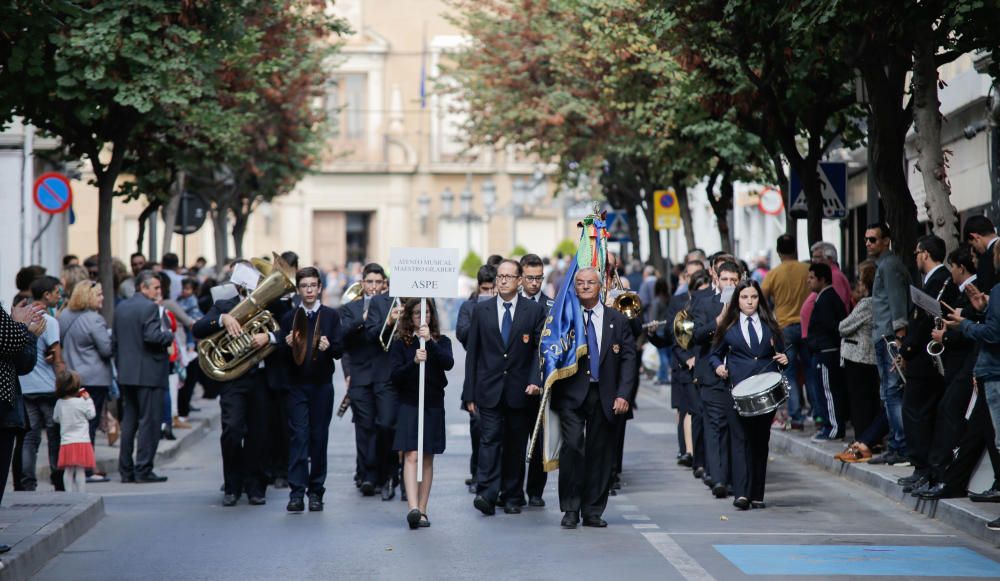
[327,74,367,140]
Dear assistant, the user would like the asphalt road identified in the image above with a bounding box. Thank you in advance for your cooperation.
[32,336,1000,580]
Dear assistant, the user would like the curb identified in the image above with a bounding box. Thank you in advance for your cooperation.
[770,429,1000,545]
[0,494,104,581]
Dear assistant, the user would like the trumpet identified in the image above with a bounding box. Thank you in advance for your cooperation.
[885,337,907,385]
[379,297,402,352]
[927,317,945,376]
[640,319,670,330]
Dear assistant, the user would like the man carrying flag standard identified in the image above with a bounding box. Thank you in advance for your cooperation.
[531,210,637,529]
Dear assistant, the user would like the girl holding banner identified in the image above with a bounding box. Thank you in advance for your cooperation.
[389,298,453,529]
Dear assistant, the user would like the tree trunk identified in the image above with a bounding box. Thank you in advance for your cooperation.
[231,198,250,260]
[642,187,665,273]
[673,175,697,251]
[768,151,795,236]
[136,199,161,255]
[912,34,959,254]
[717,172,734,254]
[211,206,230,274]
[861,51,918,268]
[799,159,824,246]
[94,138,129,323]
[161,191,180,257]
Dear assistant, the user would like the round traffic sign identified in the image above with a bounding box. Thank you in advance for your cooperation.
[33,172,73,215]
[658,190,676,208]
[758,187,784,216]
[161,192,209,235]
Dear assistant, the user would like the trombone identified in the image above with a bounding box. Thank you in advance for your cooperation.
[379,297,403,352]
[885,337,907,385]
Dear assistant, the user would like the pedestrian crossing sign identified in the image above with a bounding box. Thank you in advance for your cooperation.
[788,162,847,219]
[653,189,680,230]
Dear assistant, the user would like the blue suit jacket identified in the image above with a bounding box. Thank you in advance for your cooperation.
[709,321,784,387]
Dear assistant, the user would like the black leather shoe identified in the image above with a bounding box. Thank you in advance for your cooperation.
[909,480,934,497]
[136,473,168,483]
[528,496,545,507]
[897,472,922,486]
[0,544,9,554]
[474,495,496,516]
[561,511,579,529]
[693,467,705,479]
[360,481,376,496]
[751,501,767,509]
[919,482,963,500]
[222,494,239,507]
[902,476,929,494]
[121,474,136,484]
[287,498,304,512]
[677,453,693,467]
[712,483,728,498]
[308,495,324,511]
[381,483,396,501]
[407,508,422,529]
[503,502,522,515]
[582,515,608,528]
[969,488,1000,503]
[703,475,715,488]
[248,496,266,506]
[733,497,750,510]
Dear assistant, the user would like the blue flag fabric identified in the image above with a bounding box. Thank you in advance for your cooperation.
[540,258,587,392]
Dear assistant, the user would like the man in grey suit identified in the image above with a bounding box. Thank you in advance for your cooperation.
[113,270,174,483]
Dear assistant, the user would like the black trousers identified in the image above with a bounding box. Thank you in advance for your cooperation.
[613,418,628,475]
[844,361,880,440]
[903,361,945,473]
[939,380,1000,490]
[525,397,547,498]
[218,374,269,497]
[468,409,481,480]
[178,359,199,417]
[816,351,848,439]
[928,362,975,480]
[557,383,616,517]
[737,410,775,501]
[287,382,334,500]
[476,402,529,504]
[682,381,706,469]
[0,430,15,505]
[267,388,290,482]
[349,381,399,486]
[118,385,163,479]
[701,382,739,486]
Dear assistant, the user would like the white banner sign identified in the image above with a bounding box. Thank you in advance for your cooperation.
[389,247,460,298]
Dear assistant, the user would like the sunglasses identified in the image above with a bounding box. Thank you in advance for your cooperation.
[864,236,879,243]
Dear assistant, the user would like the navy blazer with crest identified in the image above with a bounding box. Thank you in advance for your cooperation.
[709,318,785,388]
[549,306,638,422]
[461,296,546,409]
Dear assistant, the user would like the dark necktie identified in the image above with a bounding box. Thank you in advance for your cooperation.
[307,309,315,320]
[586,309,600,381]
[501,302,513,344]
[747,317,759,350]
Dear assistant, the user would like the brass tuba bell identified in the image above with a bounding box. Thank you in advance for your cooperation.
[341,282,364,304]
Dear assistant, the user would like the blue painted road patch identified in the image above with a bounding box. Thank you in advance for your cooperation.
[715,545,1000,577]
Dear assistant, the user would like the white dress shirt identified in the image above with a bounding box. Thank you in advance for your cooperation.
[584,302,604,353]
[960,274,978,293]
[740,313,763,349]
[497,294,520,329]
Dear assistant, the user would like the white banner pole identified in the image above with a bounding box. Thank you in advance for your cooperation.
[417,297,427,482]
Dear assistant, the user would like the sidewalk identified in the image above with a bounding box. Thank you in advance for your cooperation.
[0,493,103,580]
[769,426,1000,545]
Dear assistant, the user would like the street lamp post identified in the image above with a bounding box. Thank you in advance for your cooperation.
[417,192,431,235]
[511,177,526,250]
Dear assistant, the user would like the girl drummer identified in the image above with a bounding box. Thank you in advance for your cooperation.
[710,279,788,510]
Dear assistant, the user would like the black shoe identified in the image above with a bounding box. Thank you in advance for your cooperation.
[908,480,934,497]
[869,450,910,466]
[751,501,767,509]
[287,498,305,512]
[897,472,922,486]
[308,495,324,512]
[703,475,715,488]
[582,515,608,528]
[561,511,579,529]
[474,495,496,516]
[407,508,422,529]
[503,502,522,515]
[466,482,476,494]
[222,494,239,507]
[919,482,963,500]
[902,476,929,494]
[121,474,136,484]
[528,496,546,507]
[693,467,705,479]
[418,513,430,528]
[360,481,376,496]
[988,517,1000,531]
[0,544,9,554]
[136,473,168,483]
[712,483,728,498]
[273,477,289,489]
[970,488,1000,503]
[248,496,266,506]
[733,497,750,510]
[161,429,176,441]
[677,453,693,467]
[464,477,474,486]
[381,483,396,501]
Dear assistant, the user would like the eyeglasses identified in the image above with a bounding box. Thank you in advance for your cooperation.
[524,276,544,282]
[298,283,320,290]
[575,280,600,287]
[496,274,520,282]
[864,236,879,243]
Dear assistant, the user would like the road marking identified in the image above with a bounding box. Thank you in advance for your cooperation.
[623,514,651,521]
[642,532,716,581]
[633,523,660,530]
[637,392,671,410]
[616,504,638,512]
[666,532,954,537]
[447,424,470,437]
[634,422,672,435]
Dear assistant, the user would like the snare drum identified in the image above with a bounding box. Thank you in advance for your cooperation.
[731,372,788,417]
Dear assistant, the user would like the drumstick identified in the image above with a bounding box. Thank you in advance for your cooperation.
[940,301,955,313]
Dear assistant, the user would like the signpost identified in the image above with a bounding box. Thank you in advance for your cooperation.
[788,162,847,219]
[161,192,208,266]
[653,189,681,230]
[389,247,460,481]
[33,172,72,215]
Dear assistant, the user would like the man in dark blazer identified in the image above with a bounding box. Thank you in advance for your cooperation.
[275,267,343,512]
[690,263,740,498]
[340,263,399,499]
[463,259,545,516]
[965,215,998,291]
[263,251,299,490]
[456,264,496,494]
[113,270,174,483]
[520,253,553,507]
[192,261,273,506]
[551,267,636,528]
[897,235,959,492]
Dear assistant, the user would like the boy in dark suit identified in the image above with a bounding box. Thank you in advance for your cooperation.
[276,267,343,512]
[520,253,552,507]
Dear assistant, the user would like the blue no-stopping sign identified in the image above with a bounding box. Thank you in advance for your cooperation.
[33,172,73,215]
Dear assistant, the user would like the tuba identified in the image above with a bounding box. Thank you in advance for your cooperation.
[198,253,296,381]
[672,309,695,350]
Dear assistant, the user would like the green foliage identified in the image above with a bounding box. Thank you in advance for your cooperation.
[554,238,578,258]
[510,244,530,258]
[461,251,484,278]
